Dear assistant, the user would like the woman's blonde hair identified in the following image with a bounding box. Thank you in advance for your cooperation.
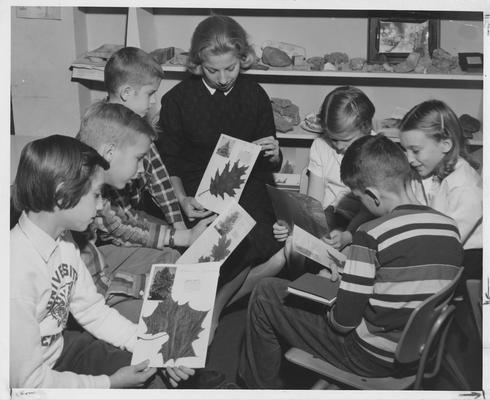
[187,15,256,75]
[398,99,478,180]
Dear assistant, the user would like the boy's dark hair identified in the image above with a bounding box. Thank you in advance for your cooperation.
[77,101,157,149]
[13,135,109,213]
[340,135,411,193]
[319,86,375,137]
[104,46,164,95]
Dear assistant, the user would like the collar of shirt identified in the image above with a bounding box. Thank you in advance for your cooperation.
[18,212,59,263]
[201,78,233,96]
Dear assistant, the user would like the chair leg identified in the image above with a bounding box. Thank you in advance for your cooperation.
[443,353,471,390]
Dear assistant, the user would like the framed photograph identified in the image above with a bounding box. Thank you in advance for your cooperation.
[367,16,440,64]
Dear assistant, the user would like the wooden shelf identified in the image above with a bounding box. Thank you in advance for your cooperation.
[161,65,483,89]
[71,63,483,90]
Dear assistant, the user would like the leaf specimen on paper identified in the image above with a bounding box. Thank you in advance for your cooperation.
[198,234,232,262]
[216,139,232,158]
[148,267,176,301]
[214,211,240,236]
[143,297,209,362]
[207,160,248,199]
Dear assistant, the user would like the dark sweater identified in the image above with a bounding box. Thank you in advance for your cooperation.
[158,74,283,280]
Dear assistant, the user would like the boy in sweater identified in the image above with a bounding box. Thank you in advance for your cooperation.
[76,102,214,322]
[10,135,193,388]
[239,134,464,388]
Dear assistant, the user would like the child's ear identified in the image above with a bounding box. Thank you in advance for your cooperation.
[119,85,133,102]
[440,138,453,154]
[100,143,116,163]
[364,187,381,207]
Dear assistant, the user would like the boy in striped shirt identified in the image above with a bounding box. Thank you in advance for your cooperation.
[239,134,463,389]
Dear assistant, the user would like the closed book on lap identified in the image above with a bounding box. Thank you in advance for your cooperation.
[287,272,340,306]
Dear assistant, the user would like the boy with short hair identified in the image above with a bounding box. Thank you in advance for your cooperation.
[239,134,464,389]
[103,46,189,238]
[10,135,159,388]
[76,102,213,321]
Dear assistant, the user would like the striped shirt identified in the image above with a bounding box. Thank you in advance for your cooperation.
[104,142,184,225]
[331,204,463,363]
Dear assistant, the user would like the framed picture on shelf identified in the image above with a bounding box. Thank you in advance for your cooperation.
[367,15,440,64]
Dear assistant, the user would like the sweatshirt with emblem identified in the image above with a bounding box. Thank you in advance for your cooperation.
[10,212,138,388]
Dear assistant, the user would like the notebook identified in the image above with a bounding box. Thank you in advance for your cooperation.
[287,272,340,306]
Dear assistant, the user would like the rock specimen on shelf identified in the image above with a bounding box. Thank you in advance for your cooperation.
[349,57,366,71]
[306,56,325,71]
[459,114,481,139]
[271,97,300,133]
[324,52,349,66]
[393,52,420,73]
[262,46,292,67]
[323,62,337,71]
[427,48,459,74]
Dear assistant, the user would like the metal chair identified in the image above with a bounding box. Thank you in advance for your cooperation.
[285,267,463,390]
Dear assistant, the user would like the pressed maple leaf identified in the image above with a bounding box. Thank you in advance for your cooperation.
[197,233,232,262]
[214,211,240,236]
[199,160,248,199]
[143,297,209,363]
[148,267,176,301]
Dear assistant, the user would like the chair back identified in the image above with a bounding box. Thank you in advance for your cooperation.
[395,266,463,388]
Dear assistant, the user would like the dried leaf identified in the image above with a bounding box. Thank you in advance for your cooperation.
[209,160,248,199]
[143,297,209,362]
[197,234,232,262]
[149,267,176,301]
[216,139,232,158]
[214,211,240,236]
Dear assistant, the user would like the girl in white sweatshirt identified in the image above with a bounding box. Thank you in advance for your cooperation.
[10,135,192,388]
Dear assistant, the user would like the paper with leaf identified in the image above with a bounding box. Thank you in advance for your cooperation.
[196,134,261,214]
[131,262,221,368]
[267,184,330,239]
[292,225,346,274]
[177,201,256,264]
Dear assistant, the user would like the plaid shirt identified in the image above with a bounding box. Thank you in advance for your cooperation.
[104,142,183,224]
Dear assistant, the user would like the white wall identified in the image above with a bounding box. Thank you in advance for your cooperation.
[11,7,82,137]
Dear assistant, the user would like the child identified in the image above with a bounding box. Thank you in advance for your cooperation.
[274,86,376,251]
[10,135,193,388]
[398,99,482,281]
[103,46,189,240]
[76,101,214,322]
[157,15,283,336]
[238,134,463,389]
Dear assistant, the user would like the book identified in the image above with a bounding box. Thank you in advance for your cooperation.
[195,134,261,214]
[292,225,346,273]
[287,272,340,306]
[266,184,330,239]
[131,262,221,368]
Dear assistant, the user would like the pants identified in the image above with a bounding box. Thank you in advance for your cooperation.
[53,330,166,388]
[238,277,393,389]
[100,244,180,323]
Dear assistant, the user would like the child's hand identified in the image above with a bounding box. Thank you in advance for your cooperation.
[165,366,195,388]
[173,221,187,230]
[273,221,290,242]
[181,197,213,221]
[253,136,280,162]
[109,359,156,388]
[322,230,352,250]
[317,265,340,282]
[189,214,217,244]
